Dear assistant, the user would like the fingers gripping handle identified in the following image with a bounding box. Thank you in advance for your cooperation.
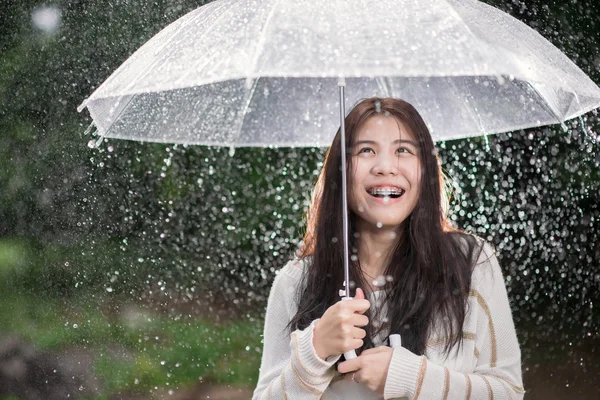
[340,296,358,360]
[339,295,401,359]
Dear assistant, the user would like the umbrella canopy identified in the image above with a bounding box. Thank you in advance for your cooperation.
[78,0,600,146]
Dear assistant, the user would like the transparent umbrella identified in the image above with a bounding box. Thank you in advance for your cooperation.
[78,0,600,146]
[78,0,600,356]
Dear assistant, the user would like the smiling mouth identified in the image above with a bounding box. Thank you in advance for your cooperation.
[367,187,405,198]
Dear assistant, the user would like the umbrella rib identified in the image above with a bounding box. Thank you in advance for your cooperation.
[176,0,247,87]
[83,1,235,131]
[446,77,487,136]
[89,93,141,138]
[115,4,224,102]
[375,77,393,98]
[230,77,261,149]
[438,0,496,75]
[225,0,282,149]
[523,81,567,128]
[447,0,570,90]
[248,0,284,76]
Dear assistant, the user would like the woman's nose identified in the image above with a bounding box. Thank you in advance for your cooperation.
[372,155,399,176]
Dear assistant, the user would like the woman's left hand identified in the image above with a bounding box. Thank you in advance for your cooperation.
[337,346,393,395]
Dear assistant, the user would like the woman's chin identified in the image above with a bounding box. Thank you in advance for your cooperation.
[356,215,407,231]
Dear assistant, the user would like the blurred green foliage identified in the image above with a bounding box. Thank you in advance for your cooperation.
[0,0,597,299]
[0,0,599,397]
[0,291,262,395]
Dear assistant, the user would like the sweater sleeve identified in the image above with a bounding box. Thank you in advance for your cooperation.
[253,260,341,399]
[383,243,525,400]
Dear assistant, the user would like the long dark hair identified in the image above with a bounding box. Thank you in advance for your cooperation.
[289,97,482,357]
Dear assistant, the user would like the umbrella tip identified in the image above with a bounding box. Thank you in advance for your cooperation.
[77,99,88,113]
[560,122,569,133]
[228,147,236,157]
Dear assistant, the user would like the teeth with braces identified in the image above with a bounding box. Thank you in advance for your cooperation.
[368,187,404,196]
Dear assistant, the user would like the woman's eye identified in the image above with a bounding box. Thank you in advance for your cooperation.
[397,147,410,154]
[358,148,374,154]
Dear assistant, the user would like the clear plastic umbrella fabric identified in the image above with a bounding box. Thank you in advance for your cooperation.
[78,0,600,146]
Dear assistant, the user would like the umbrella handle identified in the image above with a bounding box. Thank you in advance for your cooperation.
[389,334,401,348]
[337,79,354,363]
[338,296,401,358]
[344,350,358,360]
[340,296,358,359]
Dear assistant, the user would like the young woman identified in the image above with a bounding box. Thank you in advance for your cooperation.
[253,98,524,399]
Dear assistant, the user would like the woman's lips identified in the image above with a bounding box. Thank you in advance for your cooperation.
[369,195,403,205]
[366,185,405,197]
[365,185,405,203]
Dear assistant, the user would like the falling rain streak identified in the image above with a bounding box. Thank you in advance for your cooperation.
[0,0,599,399]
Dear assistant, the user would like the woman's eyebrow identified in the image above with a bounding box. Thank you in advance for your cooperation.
[354,140,378,146]
[354,139,418,146]
[393,139,418,147]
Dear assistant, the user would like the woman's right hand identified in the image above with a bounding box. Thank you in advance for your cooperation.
[312,288,370,360]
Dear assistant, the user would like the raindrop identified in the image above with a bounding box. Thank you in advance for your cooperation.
[374,100,382,113]
[372,276,387,287]
[31,6,61,33]
[594,54,600,71]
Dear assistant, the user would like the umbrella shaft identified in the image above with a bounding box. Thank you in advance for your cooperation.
[338,80,351,298]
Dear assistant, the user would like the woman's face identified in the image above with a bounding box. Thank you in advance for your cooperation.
[349,115,422,230]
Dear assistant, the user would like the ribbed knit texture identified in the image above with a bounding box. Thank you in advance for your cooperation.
[383,348,424,399]
[253,243,525,400]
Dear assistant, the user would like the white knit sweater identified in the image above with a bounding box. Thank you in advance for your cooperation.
[253,243,525,399]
